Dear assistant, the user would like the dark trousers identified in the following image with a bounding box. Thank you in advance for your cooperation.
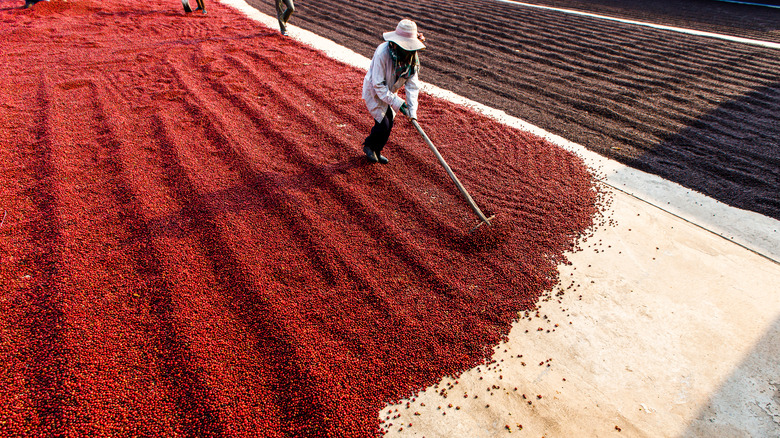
[364,107,394,153]
[276,0,295,32]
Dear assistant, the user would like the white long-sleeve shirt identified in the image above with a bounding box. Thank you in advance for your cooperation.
[362,42,420,122]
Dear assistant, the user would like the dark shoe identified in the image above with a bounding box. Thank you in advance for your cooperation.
[363,145,378,163]
[376,153,389,164]
[182,0,193,12]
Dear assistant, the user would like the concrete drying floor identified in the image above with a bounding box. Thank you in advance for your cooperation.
[379,189,780,437]
[223,2,780,435]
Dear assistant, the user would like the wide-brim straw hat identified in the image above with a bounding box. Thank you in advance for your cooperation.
[383,19,426,51]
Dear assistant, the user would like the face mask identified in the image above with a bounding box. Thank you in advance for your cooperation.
[390,42,414,64]
[397,46,412,63]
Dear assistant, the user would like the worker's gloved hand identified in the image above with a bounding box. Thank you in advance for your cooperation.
[399,103,410,118]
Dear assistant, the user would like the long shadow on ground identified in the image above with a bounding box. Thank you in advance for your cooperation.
[635,82,780,219]
[683,315,780,437]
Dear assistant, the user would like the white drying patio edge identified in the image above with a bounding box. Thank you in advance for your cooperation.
[714,0,780,10]
[220,0,780,263]
[495,0,780,50]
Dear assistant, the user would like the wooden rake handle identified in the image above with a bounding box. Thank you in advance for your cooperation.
[411,119,493,229]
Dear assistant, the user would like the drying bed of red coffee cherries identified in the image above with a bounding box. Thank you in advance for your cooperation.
[0,0,600,435]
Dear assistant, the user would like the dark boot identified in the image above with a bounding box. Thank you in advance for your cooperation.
[363,145,378,163]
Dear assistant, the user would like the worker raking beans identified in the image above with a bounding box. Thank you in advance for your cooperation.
[362,19,426,165]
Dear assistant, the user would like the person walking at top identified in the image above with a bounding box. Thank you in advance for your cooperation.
[362,19,426,164]
[276,0,295,36]
[182,0,206,14]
